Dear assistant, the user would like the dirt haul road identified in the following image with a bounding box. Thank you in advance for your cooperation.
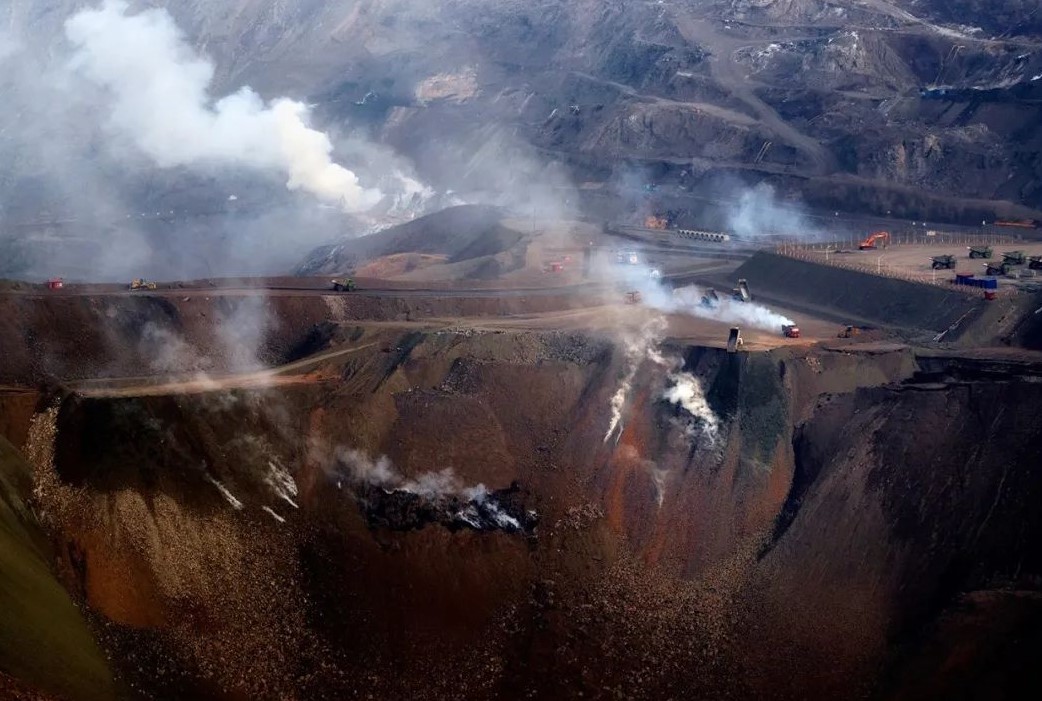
[69,343,378,398]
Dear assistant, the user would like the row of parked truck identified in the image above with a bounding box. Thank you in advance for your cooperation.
[931,247,1042,276]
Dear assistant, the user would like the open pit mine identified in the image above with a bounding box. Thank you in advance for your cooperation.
[2,204,1042,701]
[3,1,1042,700]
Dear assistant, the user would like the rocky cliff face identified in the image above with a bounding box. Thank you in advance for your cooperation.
[2,318,1040,699]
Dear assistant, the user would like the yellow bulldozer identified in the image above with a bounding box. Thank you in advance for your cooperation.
[129,278,158,291]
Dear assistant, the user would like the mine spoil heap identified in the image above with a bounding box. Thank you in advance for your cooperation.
[0,285,1041,700]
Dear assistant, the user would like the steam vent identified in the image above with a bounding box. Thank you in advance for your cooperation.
[3,1,1042,699]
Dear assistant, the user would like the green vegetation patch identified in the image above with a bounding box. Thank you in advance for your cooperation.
[0,436,117,701]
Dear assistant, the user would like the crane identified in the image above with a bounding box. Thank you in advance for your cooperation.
[858,231,891,250]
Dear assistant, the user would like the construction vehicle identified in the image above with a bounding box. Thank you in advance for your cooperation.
[700,289,720,308]
[968,245,993,259]
[129,278,157,291]
[331,277,356,292]
[732,279,751,303]
[727,327,743,353]
[985,261,1015,276]
[624,291,643,304]
[1029,255,1042,271]
[782,324,801,339]
[838,325,862,339]
[1002,251,1027,265]
[931,254,957,270]
[858,231,890,250]
[47,278,64,290]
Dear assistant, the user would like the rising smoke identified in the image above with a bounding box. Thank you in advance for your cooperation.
[613,263,795,332]
[65,1,381,212]
[336,449,526,531]
[337,449,481,498]
[604,316,668,443]
[663,371,720,444]
[728,183,824,240]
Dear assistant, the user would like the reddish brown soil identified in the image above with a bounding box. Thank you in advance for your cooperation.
[2,299,1041,700]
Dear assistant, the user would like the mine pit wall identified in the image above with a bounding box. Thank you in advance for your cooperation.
[734,252,987,339]
[0,288,602,383]
[6,328,1042,699]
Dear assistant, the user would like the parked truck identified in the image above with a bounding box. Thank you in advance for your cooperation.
[968,246,993,259]
[1002,251,1028,265]
[985,261,1015,276]
[931,254,957,270]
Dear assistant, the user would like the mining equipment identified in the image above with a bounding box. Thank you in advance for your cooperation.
[624,291,643,304]
[47,278,64,290]
[985,261,1015,276]
[838,325,862,339]
[331,277,356,292]
[732,279,751,303]
[1002,251,1027,265]
[129,278,157,291]
[727,327,743,353]
[968,245,993,259]
[931,255,957,270]
[1029,256,1042,271]
[701,289,720,308]
[782,324,801,339]
[858,231,890,250]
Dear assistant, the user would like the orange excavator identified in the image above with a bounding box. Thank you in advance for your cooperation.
[859,231,891,250]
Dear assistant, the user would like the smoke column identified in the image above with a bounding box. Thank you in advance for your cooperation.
[662,371,720,443]
[65,1,381,212]
[728,183,823,239]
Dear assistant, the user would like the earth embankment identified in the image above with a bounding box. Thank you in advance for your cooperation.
[734,252,986,337]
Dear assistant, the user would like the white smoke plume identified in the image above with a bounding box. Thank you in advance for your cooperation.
[64,1,381,212]
[335,448,524,528]
[729,183,823,240]
[337,449,479,499]
[338,449,399,488]
[663,371,720,444]
[670,286,795,331]
[604,316,668,443]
